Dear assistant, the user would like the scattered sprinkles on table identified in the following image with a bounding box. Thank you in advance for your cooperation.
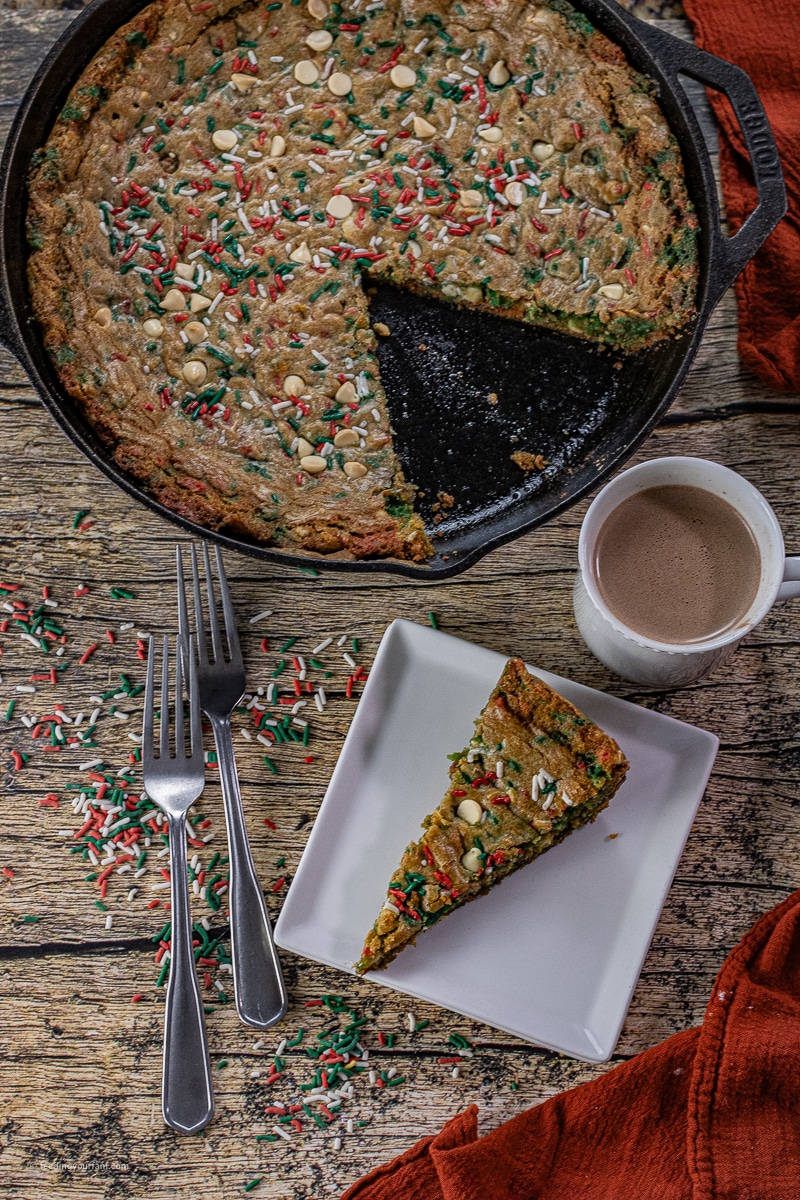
[0,575,370,997]
[0,568,535,1161]
[28,0,697,563]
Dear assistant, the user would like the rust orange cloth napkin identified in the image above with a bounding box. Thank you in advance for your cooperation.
[342,887,800,1199]
[682,0,798,390]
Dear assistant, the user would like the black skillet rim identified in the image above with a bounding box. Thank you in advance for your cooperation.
[0,0,784,578]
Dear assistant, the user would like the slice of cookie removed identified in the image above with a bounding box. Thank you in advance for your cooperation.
[355,658,629,974]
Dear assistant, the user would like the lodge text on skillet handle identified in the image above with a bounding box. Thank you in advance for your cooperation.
[628,20,787,308]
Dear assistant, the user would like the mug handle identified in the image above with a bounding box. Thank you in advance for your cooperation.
[778,558,800,601]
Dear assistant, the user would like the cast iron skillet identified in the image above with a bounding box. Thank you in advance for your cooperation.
[0,0,786,578]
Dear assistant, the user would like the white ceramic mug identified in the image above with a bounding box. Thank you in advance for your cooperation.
[573,456,800,688]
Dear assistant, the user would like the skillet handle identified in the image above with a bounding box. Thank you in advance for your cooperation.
[630,20,786,307]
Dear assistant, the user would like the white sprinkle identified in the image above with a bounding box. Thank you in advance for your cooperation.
[127,888,138,901]
[445,116,458,140]
[333,1137,342,1151]
[414,37,429,52]
[343,652,357,669]
[249,609,273,624]
[312,637,332,653]
[590,206,611,219]
[284,103,304,115]
[291,701,306,715]
[240,728,253,741]
[80,758,104,771]
[237,207,254,235]
[452,1066,460,1079]
[105,914,113,930]
[308,159,325,174]
[15,684,36,693]
[407,1012,416,1032]
[272,1125,293,1142]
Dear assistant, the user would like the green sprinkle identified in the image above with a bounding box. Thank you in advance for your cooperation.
[217,1060,229,1069]
[156,959,170,988]
[72,509,89,529]
[279,637,297,653]
[428,611,439,629]
[244,1180,262,1193]
[22,915,40,923]
[4,700,16,721]
[263,756,278,774]
[94,901,107,912]
[510,1080,519,1091]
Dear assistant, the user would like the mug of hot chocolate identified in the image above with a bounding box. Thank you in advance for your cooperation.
[573,457,800,688]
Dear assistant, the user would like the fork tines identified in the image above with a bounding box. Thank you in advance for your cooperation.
[142,633,202,773]
[177,543,242,668]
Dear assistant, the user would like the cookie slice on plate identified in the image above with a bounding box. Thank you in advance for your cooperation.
[355,658,629,974]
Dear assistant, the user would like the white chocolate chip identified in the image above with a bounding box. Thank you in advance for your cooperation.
[269,134,286,158]
[413,115,437,138]
[456,798,483,825]
[463,285,483,303]
[504,181,525,207]
[461,847,483,874]
[160,289,186,312]
[335,380,357,404]
[174,263,195,280]
[326,193,353,219]
[390,64,417,89]
[283,374,306,396]
[183,360,207,387]
[93,306,113,329]
[184,321,207,345]
[478,126,503,142]
[532,141,555,162]
[306,29,333,51]
[327,71,352,97]
[290,241,312,265]
[300,454,327,474]
[307,0,328,16]
[294,60,319,85]
[488,60,510,86]
[190,293,212,313]
[231,72,257,93]
[142,318,164,337]
[296,437,315,458]
[211,128,238,152]
[598,283,624,300]
[343,461,367,479]
[459,189,483,208]
[333,428,359,448]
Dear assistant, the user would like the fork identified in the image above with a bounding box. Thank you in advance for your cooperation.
[177,543,288,1030]
[142,634,214,1134]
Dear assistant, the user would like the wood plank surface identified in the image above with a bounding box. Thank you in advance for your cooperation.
[2,3,799,1197]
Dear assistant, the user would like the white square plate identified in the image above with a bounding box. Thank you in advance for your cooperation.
[274,619,718,1062]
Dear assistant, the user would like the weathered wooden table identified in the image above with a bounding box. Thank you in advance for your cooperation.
[1,1,797,1196]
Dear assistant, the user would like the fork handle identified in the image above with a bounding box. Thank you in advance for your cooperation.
[163,812,215,1133]
[212,716,288,1029]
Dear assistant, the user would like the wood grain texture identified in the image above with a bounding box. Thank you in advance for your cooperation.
[0,7,797,1198]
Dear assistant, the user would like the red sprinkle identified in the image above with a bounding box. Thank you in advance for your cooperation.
[79,643,99,666]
